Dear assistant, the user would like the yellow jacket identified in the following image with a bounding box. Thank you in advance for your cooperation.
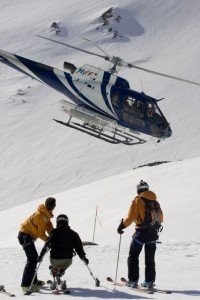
[19,204,54,241]
[123,191,163,229]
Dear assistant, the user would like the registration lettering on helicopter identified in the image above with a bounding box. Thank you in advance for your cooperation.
[77,67,95,78]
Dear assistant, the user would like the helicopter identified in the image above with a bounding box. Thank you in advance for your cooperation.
[0,36,200,145]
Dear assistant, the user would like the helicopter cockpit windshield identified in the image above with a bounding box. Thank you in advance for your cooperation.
[111,91,171,139]
[147,101,163,121]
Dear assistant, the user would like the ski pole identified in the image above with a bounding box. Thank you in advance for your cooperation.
[24,248,49,295]
[114,233,122,290]
[82,260,100,287]
[24,261,42,295]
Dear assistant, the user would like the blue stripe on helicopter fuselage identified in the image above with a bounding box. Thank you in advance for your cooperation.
[0,58,32,78]
[2,52,117,119]
[100,71,114,113]
[14,54,78,99]
[65,73,117,119]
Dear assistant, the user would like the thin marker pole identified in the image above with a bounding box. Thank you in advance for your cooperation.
[92,206,98,243]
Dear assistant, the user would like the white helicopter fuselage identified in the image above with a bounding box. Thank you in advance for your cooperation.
[63,64,119,119]
[0,48,171,144]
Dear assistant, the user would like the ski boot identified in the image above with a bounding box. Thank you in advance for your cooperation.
[141,280,155,288]
[22,285,40,293]
[126,280,138,288]
[35,279,45,287]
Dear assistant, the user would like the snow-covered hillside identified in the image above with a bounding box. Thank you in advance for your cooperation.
[0,157,200,299]
[0,1,200,298]
[1,0,200,210]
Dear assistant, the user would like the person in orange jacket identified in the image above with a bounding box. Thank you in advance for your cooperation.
[117,180,163,289]
[18,197,56,293]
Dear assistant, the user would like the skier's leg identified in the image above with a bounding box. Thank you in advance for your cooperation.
[21,243,38,286]
[50,258,72,271]
[144,242,156,282]
[18,232,38,287]
[128,239,143,282]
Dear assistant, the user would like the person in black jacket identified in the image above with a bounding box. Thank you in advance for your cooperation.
[38,214,89,288]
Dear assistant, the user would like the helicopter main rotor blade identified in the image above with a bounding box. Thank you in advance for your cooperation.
[37,35,200,86]
[37,35,109,61]
[125,62,200,86]
[83,37,111,59]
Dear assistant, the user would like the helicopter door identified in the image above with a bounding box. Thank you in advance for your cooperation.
[122,96,145,127]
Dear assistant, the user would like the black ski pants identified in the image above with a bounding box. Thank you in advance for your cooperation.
[18,232,38,287]
[128,237,156,282]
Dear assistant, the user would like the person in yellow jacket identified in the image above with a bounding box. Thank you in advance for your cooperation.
[117,180,163,289]
[18,197,56,293]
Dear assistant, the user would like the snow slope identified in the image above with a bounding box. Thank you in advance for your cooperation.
[0,157,200,299]
[1,0,200,210]
[0,0,200,299]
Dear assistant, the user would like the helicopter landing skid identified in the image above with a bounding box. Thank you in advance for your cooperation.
[53,118,147,145]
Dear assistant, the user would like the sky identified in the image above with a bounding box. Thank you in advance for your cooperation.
[0,0,200,299]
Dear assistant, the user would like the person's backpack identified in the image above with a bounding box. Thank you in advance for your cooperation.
[141,198,163,232]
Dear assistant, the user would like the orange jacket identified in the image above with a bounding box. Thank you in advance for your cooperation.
[19,204,54,241]
[123,191,163,229]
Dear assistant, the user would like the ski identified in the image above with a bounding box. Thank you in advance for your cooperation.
[51,290,71,295]
[0,285,15,297]
[46,279,71,295]
[121,277,172,294]
[147,287,172,294]
[106,277,153,294]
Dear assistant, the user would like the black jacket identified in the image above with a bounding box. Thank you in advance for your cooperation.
[42,225,86,259]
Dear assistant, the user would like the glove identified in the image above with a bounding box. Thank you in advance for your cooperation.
[117,219,125,234]
[82,256,89,265]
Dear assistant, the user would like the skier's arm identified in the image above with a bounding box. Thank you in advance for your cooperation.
[123,199,138,228]
[37,215,49,241]
[73,232,87,261]
[38,244,50,262]
[46,220,54,235]
[37,231,54,262]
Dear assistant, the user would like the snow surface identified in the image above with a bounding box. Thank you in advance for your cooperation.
[0,0,200,299]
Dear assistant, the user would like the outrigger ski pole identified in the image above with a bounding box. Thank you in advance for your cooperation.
[82,260,100,287]
[24,249,49,295]
[24,261,42,295]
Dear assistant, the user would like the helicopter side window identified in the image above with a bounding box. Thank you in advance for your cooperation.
[123,97,145,127]
[111,93,120,107]
[124,97,144,118]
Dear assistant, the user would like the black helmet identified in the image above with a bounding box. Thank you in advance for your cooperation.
[45,197,56,211]
[137,180,149,194]
[56,214,69,227]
